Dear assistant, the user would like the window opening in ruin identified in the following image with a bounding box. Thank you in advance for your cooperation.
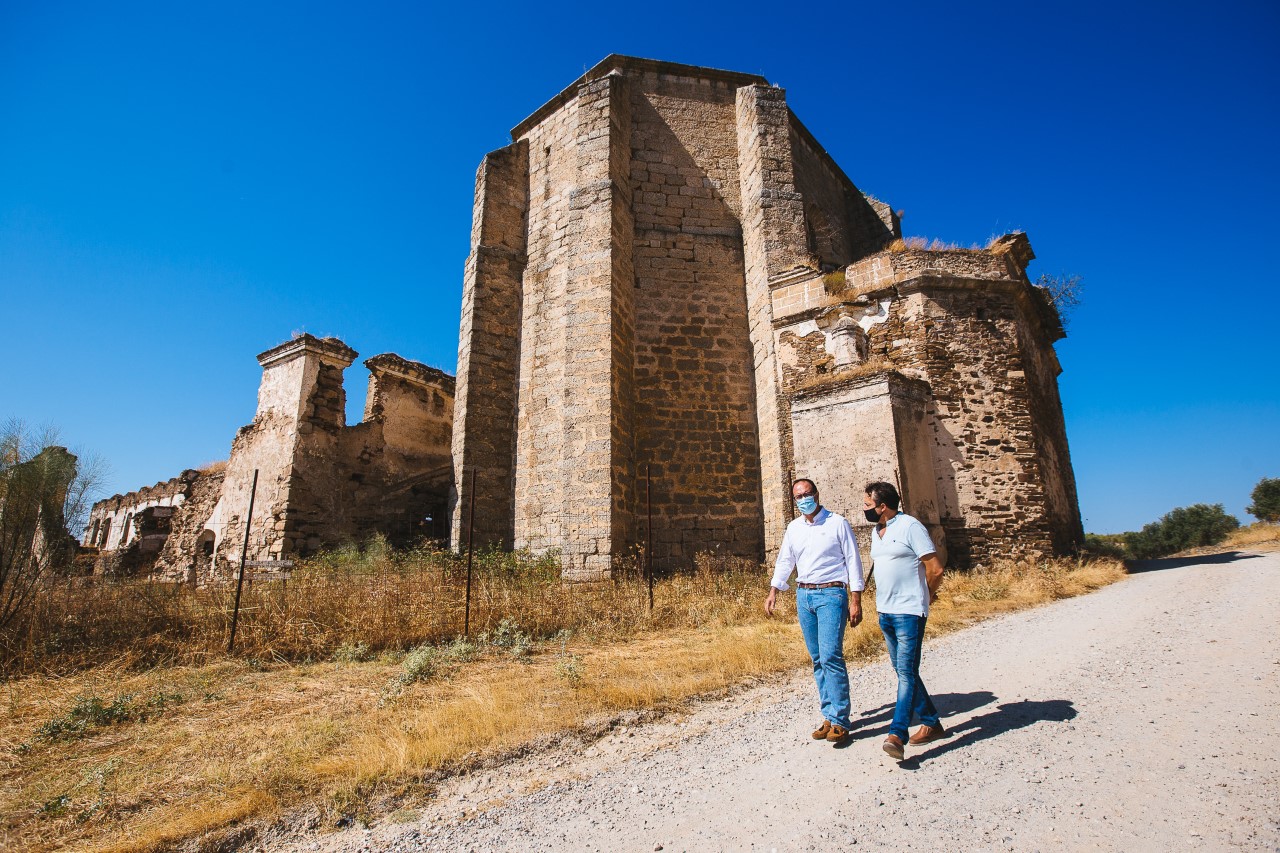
[100,517,111,548]
[122,513,133,546]
[89,519,100,546]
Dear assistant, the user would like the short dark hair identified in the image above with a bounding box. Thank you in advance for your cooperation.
[792,478,818,496]
[865,481,900,511]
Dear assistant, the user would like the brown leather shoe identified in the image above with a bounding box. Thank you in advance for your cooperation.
[825,724,849,743]
[811,720,832,740]
[882,734,905,760]
[909,724,947,745]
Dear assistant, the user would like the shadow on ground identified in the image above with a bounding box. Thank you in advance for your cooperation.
[889,698,1078,769]
[1128,550,1264,574]
[852,690,997,734]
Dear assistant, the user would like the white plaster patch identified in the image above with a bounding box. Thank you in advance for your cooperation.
[857,298,893,332]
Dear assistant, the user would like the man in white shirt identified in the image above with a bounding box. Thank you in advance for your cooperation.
[765,478,865,743]
[864,480,947,761]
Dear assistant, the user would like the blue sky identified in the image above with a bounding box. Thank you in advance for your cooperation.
[2,0,1277,535]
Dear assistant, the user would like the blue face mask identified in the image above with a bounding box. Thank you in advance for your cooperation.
[795,495,818,515]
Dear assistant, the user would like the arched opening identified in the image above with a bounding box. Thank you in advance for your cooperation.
[194,529,217,586]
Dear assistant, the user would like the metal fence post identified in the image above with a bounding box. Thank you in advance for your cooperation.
[646,464,653,612]
[227,469,258,654]
[464,467,477,637]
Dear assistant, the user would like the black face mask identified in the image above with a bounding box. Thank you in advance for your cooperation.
[864,508,881,523]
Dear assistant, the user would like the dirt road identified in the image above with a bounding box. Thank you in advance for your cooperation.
[287,551,1280,852]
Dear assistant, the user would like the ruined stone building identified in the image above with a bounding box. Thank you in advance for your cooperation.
[87,55,1082,581]
[84,335,454,581]
[450,55,1082,575]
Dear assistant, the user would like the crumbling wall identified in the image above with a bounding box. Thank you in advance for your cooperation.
[153,469,225,582]
[202,335,455,578]
[336,355,454,545]
[84,473,198,575]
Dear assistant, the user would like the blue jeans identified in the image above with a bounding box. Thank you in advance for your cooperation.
[797,586,851,729]
[879,612,940,741]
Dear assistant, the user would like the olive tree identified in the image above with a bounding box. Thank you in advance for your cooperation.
[1246,477,1280,523]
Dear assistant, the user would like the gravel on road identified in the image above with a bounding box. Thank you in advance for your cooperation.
[273,551,1280,852]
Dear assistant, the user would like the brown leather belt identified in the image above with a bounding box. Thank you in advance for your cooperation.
[797,581,846,589]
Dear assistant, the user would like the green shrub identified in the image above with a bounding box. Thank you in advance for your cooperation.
[399,644,438,684]
[1125,503,1239,559]
[1247,477,1280,523]
[332,641,372,663]
[484,618,532,659]
[440,636,481,663]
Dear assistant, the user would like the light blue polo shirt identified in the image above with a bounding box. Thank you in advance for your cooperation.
[870,513,938,617]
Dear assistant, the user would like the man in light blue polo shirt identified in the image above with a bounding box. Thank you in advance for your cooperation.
[864,480,947,761]
[765,478,865,744]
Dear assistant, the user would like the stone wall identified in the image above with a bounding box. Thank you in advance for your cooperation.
[629,69,761,572]
[770,233,1083,567]
[153,469,225,582]
[84,472,197,553]
[207,336,453,572]
[85,470,217,576]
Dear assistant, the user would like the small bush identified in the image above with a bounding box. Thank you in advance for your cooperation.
[332,641,372,663]
[821,269,846,294]
[440,636,481,663]
[33,691,186,743]
[553,631,584,686]
[484,618,532,659]
[399,644,437,685]
[555,653,585,686]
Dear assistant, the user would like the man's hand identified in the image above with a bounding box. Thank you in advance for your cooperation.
[764,586,778,616]
[848,594,863,628]
[922,553,945,604]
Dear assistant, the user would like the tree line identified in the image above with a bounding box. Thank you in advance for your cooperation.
[1086,477,1279,560]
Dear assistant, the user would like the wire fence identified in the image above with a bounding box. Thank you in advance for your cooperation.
[1,538,768,677]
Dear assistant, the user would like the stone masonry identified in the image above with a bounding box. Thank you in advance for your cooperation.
[88,334,455,583]
[451,56,1082,574]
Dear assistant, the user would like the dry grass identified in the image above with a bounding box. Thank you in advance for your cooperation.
[1,554,1125,852]
[791,358,896,393]
[1221,522,1280,550]
[888,236,969,252]
[2,544,761,677]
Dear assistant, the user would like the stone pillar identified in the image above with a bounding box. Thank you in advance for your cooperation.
[214,335,357,565]
[735,84,810,558]
[789,372,946,566]
[558,71,635,577]
[450,141,529,550]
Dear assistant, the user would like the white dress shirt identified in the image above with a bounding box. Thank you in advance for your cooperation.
[770,507,865,592]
